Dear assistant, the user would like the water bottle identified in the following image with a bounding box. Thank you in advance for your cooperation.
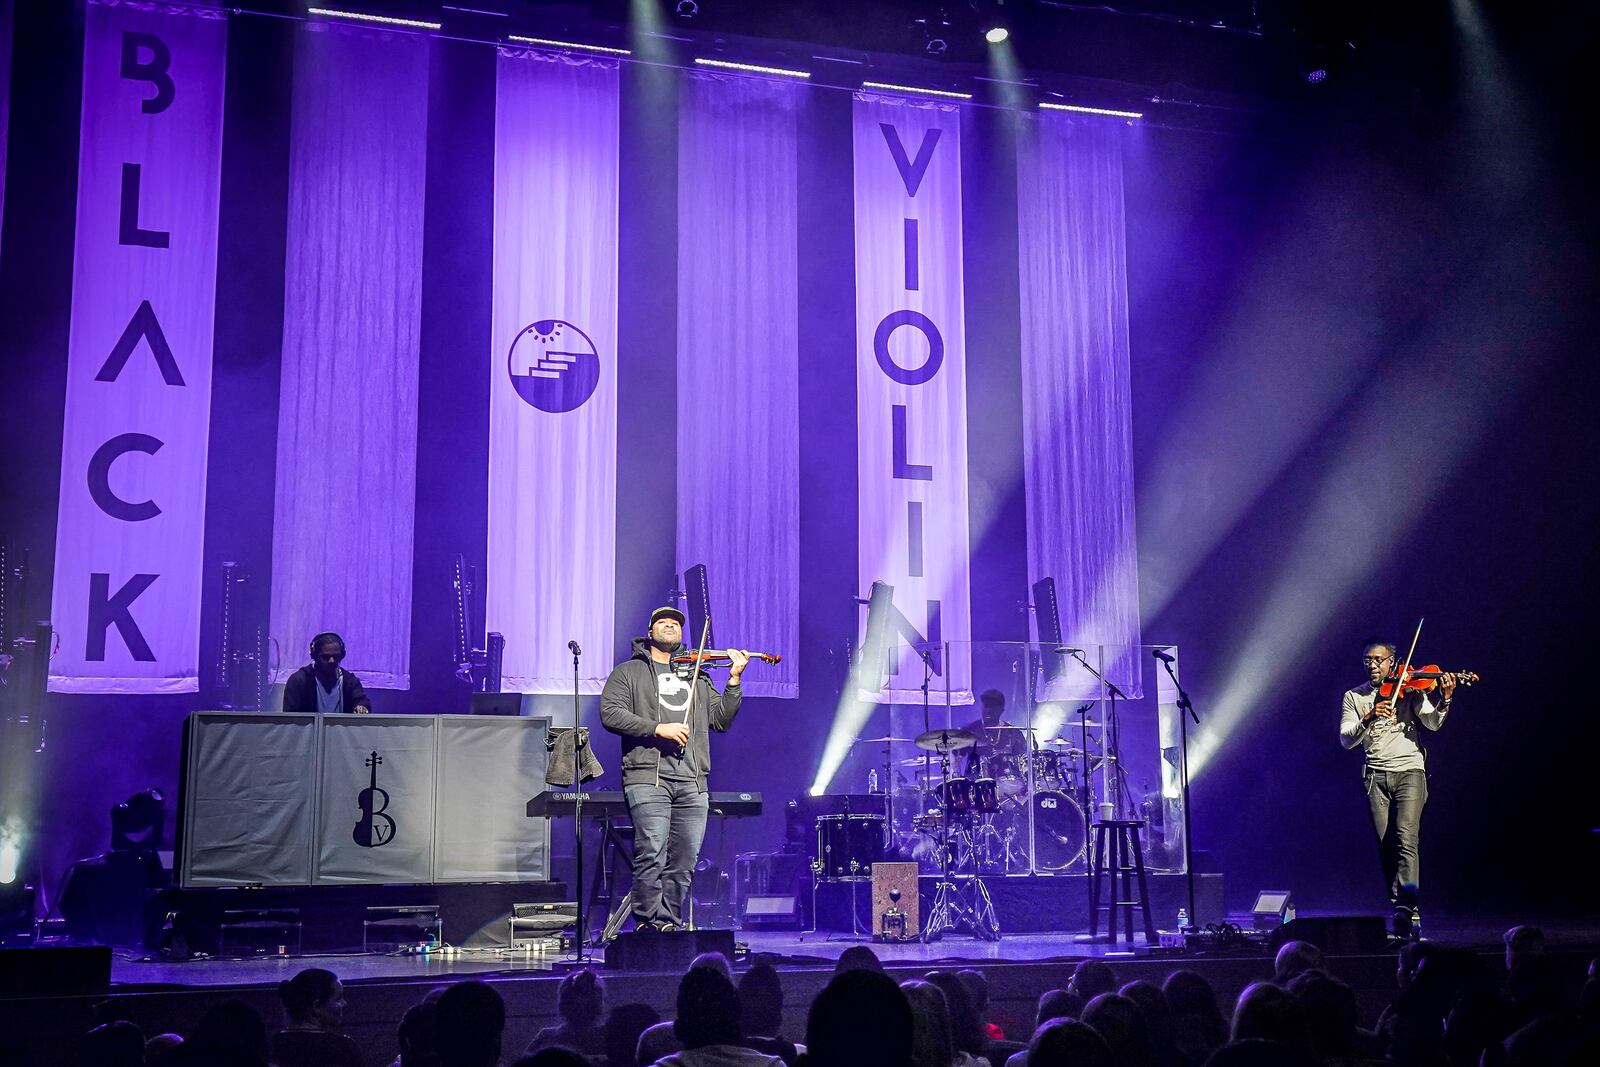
[867,769,881,794]
[1176,907,1190,931]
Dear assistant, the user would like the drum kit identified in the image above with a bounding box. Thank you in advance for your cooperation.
[847,721,1108,878]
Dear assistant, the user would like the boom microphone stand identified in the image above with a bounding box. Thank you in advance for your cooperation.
[1154,648,1199,926]
[569,639,591,962]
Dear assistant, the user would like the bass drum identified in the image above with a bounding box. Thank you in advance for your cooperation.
[1031,790,1088,872]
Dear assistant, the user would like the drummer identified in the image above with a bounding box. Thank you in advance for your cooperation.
[960,689,1029,778]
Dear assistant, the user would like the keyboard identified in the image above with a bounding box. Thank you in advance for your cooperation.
[526,790,763,819]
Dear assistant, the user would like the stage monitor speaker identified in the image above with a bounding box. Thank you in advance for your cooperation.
[1268,915,1389,955]
[0,945,112,997]
[604,928,736,971]
[871,862,919,941]
[1251,889,1295,930]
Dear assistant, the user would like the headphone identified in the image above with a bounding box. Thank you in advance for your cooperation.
[309,632,345,659]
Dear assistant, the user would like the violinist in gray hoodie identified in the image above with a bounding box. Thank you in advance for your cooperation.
[599,606,748,931]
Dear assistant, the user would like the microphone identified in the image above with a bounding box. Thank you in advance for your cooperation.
[568,640,582,656]
[1054,646,1083,655]
[1151,648,1175,664]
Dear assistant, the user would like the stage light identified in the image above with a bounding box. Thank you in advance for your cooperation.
[1304,68,1329,85]
[984,25,1010,44]
[693,57,811,79]
[861,81,973,101]
[1040,101,1144,120]
[508,35,633,57]
[0,834,18,885]
[307,7,442,30]
[675,0,699,16]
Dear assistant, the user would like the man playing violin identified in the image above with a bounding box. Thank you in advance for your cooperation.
[599,606,749,932]
[1339,640,1460,941]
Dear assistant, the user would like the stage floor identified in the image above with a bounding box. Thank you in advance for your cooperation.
[99,914,1598,989]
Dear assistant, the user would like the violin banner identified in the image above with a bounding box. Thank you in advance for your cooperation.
[315,716,438,884]
[48,1,227,693]
[486,49,620,694]
[852,93,974,703]
[268,21,431,691]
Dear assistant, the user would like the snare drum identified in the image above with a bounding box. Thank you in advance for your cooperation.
[815,813,886,880]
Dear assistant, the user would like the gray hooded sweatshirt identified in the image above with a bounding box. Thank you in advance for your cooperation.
[599,635,742,791]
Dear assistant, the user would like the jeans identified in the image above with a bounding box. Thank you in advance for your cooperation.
[1363,767,1428,919]
[625,780,708,927]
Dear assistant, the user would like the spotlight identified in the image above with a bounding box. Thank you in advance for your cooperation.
[913,14,951,55]
[984,25,1009,44]
[110,788,166,853]
[675,0,698,16]
[1304,67,1329,85]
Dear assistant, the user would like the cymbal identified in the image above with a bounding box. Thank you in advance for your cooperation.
[897,755,937,767]
[1043,726,1102,736]
[914,727,977,752]
[855,736,913,744]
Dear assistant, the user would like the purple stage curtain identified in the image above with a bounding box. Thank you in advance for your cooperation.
[675,71,801,698]
[269,21,430,690]
[1016,113,1143,696]
[853,92,974,704]
[49,0,227,693]
[0,0,12,255]
[487,49,620,694]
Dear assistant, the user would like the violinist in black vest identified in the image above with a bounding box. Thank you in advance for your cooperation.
[282,632,373,714]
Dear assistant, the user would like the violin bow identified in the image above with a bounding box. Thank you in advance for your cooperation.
[1394,617,1424,696]
[679,619,713,751]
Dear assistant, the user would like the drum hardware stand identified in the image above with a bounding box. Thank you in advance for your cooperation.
[922,741,999,943]
[1154,648,1200,926]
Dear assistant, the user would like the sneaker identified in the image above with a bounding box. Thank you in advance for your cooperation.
[658,922,680,933]
[1392,908,1418,940]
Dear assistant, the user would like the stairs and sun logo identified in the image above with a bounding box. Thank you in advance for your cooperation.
[508,319,601,414]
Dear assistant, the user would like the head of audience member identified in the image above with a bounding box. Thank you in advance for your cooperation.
[1581,976,1600,1023]
[691,951,735,981]
[1082,992,1150,1067]
[1503,925,1546,971]
[1273,941,1324,985]
[804,969,914,1067]
[900,980,957,1067]
[1396,939,1435,990]
[191,999,272,1065]
[1230,982,1310,1053]
[925,970,987,1057]
[957,969,991,1025]
[1027,1019,1112,1067]
[636,1020,681,1067]
[834,945,886,975]
[512,1051,593,1067]
[278,967,347,1028]
[1069,960,1117,1002]
[557,968,606,1029]
[741,962,787,1039]
[81,1020,145,1067]
[605,1002,662,1067]
[1119,981,1175,1060]
[1286,971,1359,1059]
[1164,970,1227,1064]
[398,1000,439,1067]
[145,1032,184,1065]
[436,980,507,1067]
[1201,1038,1318,1067]
[1507,957,1563,1020]
[1035,989,1084,1030]
[675,966,744,1050]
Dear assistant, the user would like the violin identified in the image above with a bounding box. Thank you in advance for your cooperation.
[671,650,783,666]
[1380,665,1481,700]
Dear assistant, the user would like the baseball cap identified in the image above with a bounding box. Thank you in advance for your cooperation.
[649,606,686,627]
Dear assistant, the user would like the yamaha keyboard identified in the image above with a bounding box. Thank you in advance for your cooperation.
[526,790,762,819]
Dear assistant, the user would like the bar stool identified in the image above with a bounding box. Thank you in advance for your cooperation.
[1089,819,1157,944]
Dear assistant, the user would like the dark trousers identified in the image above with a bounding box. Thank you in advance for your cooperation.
[1363,767,1428,917]
[625,780,708,926]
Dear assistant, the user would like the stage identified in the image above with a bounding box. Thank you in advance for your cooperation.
[4,916,1597,1067]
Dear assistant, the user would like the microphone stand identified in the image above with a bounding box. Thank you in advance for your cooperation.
[1156,653,1199,927]
[1065,650,1129,818]
[570,641,590,962]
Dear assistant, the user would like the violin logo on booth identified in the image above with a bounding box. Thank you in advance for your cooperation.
[508,319,601,414]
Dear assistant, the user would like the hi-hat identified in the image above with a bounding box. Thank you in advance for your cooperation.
[855,735,912,744]
[914,728,977,752]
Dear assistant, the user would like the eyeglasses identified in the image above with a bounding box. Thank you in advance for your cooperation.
[1361,655,1392,665]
